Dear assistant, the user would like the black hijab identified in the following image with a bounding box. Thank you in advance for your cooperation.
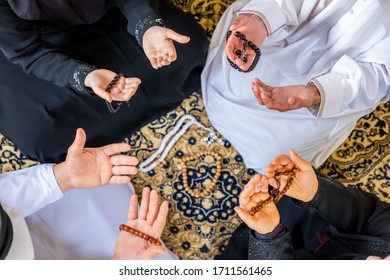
[0,204,13,260]
[6,0,107,24]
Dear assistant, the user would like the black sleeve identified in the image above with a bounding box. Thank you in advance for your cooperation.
[303,173,390,239]
[113,0,165,46]
[0,0,96,95]
[248,225,295,260]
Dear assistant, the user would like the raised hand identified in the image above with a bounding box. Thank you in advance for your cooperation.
[54,128,139,192]
[112,187,168,260]
[251,78,321,112]
[143,26,190,69]
[234,174,280,234]
[265,149,318,203]
[226,15,267,72]
[85,69,141,102]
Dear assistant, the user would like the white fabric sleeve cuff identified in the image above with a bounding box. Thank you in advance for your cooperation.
[0,164,64,217]
[309,72,345,118]
[238,0,286,34]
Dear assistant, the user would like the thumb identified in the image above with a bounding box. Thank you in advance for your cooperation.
[166,29,190,44]
[138,246,166,260]
[234,206,253,227]
[290,149,310,171]
[68,128,86,155]
[94,86,112,102]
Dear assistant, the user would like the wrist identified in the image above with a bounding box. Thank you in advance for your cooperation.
[53,162,74,193]
[251,14,268,38]
[306,83,321,106]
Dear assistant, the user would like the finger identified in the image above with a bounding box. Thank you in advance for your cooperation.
[225,35,241,62]
[94,87,112,102]
[260,91,273,104]
[234,206,255,229]
[252,83,265,105]
[161,59,171,66]
[366,256,382,260]
[167,50,176,62]
[240,174,259,207]
[138,187,151,220]
[166,29,190,44]
[290,149,311,171]
[102,143,131,156]
[251,191,269,203]
[112,165,138,175]
[110,155,139,166]
[149,58,158,69]
[109,175,131,185]
[125,78,142,85]
[146,189,159,225]
[138,246,166,260]
[266,154,291,177]
[67,128,86,155]
[111,83,125,93]
[271,154,293,167]
[127,194,139,221]
[254,78,274,93]
[153,200,169,234]
[253,174,265,193]
[259,175,269,193]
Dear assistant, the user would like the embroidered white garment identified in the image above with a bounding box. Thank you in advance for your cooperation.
[201,0,390,173]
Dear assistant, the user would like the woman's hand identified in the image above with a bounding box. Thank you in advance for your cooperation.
[265,150,319,203]
[85,69,141,102]
[235,174,280,234]
[142,26,190,69]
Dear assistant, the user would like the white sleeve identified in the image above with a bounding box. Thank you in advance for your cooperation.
[0,164,64,217]
[238,0,309,34]
[309,38,390,118]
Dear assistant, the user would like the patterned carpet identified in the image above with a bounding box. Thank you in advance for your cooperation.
[0,0,389,260]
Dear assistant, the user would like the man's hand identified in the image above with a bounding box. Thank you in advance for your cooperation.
[265,149,318,203]
[226,15,267,72]
[143,26,190,69]
[54,128,139,192]
[235,174,280,234]
[251,78,321,112]
[85,69,141,103]
[112,187,168,260]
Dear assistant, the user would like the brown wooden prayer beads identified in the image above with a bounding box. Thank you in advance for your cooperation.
[105,73,130,114]
[249,166,299,216]
[180,150,222,198]
[119,224,162,246]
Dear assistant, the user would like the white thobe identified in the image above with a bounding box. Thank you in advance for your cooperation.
[0,164,177,260]
[201,0,390,173]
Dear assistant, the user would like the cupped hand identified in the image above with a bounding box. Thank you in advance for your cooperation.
[85,69,141,102]
[226,15,267,72]
[235,174,280,234]
[265,149,318,203]
[251,78,321,112]
[143,26,190,69]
